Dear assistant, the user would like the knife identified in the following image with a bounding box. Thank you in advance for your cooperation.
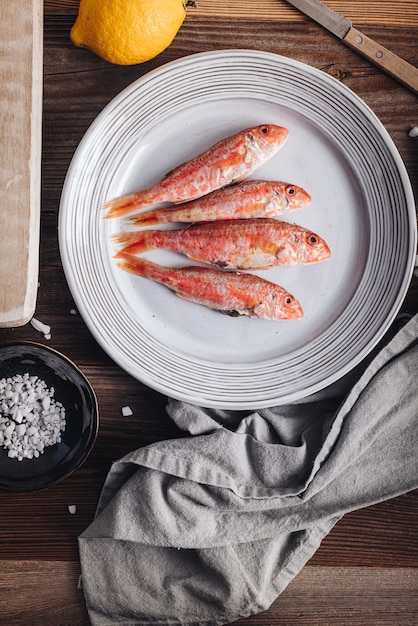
[285,0,418,95]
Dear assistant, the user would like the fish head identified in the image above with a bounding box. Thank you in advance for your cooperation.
[277,291,304,320]
[282,184,312,210]
[283,291,304,320]
[249,124,289,153]
[302,231,331,263]
[255,289,304,321]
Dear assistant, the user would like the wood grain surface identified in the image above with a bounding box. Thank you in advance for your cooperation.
[0,2,417,625]
[344,25,418,94]
[0,1,43,327]
[44,0,418,26]
[1,562,418,625]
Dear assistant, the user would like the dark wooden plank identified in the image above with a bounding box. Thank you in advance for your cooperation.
[1,562,417,626]
[42,0,418,27]
[0,12,417,626]
[1,13,417,566]
[0,561,89,626]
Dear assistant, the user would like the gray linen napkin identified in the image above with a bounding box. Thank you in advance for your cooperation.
[79,313,418,626]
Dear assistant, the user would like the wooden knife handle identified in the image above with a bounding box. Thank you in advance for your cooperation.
[344,27,418,95]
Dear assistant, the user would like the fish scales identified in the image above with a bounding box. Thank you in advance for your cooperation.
[113,218,331,270]
[115,253,304,321]
[126,179,312,227]
[102,125,289,219]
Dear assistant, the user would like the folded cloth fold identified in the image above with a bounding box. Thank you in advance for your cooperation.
[79,313,418,625]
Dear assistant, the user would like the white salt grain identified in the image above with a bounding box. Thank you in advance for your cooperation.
[0,373,66,461]
[408,126,418,137]
[121,406,133,417]
[68,505,77,515]
[30,317,51,336]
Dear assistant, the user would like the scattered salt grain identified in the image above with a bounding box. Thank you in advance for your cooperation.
[68,505,77,515]
[121,406,133,417]
[408,126,418,137]
[70,309,77,315]
[30,317,51,339]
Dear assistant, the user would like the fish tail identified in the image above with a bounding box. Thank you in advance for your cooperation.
[114,251,155,278]
[112,231,153,257]
[115,253,174,287]
[127,208,168,227]
[111,231,141,245]
[101,193,141,219]
[102,189,158,219]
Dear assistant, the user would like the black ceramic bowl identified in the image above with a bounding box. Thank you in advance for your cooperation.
[0,342,98,492]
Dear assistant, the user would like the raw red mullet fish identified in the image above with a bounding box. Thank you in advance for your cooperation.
[103,124,289,219]
[113,218,331,270]
[125,179,311,227]
[115,253,304,321]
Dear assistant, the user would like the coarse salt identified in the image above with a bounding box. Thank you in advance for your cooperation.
[121,406,133,417]
[0,373,66,461]
[30,317,51,339]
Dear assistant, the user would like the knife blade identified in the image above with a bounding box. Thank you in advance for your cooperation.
[285,0,418,95]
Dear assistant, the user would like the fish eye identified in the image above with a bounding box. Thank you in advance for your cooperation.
[261,126,268,134]
[284,296,293,306]
[307,234,318,245]
[286,186,296,196]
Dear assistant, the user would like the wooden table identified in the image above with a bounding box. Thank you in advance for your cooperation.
[1,1,417,623]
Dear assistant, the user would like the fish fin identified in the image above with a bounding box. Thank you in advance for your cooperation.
[176,292,221,313]
[101,191,154,219]
[161,163,184,180]
[112,231,141,245]
[114,252,150,277]
[127,210,162,227]
[275,245,294,264]
[171,196,196,205]
[176,292,196,303]
[101,194,137,219]
[187,254,211,265]
[231,173,250,184]
[113,231,152,257]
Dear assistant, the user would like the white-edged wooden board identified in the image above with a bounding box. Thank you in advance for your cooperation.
[0,0,43,327]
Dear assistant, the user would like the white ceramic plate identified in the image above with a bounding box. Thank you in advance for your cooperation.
[59,50,416,409]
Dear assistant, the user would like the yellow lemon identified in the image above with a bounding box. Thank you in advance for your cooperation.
[70,0,190,65]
